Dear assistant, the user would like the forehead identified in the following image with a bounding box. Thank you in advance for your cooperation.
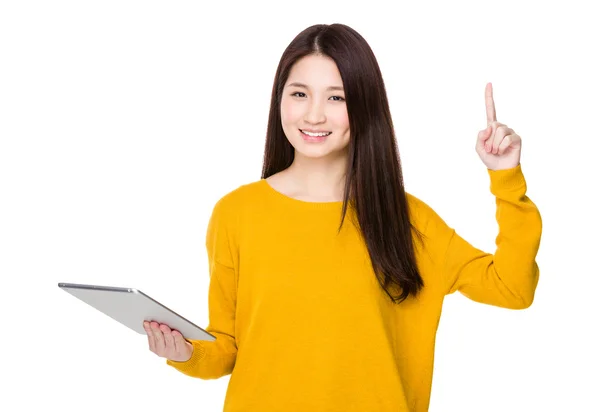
[286,55,343,89]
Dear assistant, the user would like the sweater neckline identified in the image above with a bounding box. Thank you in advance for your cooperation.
[260,178,344,210]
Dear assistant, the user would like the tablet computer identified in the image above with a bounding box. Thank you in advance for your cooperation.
[58,282,216,341]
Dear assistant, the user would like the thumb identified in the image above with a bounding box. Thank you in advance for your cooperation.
[476,125,492,149]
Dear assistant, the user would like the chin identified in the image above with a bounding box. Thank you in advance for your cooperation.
[292,143,347,160]
[295,149,333,159]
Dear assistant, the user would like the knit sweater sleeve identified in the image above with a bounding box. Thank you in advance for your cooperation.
[422,164,542,309]
[166,194,239,378]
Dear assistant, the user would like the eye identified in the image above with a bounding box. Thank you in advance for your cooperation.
[291,92,345,102]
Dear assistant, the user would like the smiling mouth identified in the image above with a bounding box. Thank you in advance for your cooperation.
[299,129,331,143]
[299,129,332,137]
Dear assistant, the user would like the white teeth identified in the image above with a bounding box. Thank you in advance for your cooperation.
[301,130,331,137]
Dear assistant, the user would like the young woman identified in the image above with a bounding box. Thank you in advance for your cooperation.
[143,23,542,412]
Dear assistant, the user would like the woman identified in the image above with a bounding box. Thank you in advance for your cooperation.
[143,23,542,412]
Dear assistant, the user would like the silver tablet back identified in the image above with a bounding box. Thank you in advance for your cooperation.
[58,283,216,341]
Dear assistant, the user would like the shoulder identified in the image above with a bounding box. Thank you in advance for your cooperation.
[405,192,456,275]
[405,191,452,238]
[210,178,265,215]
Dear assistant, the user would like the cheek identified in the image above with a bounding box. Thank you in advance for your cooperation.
[280,99,301,124]
[331,110,350,131]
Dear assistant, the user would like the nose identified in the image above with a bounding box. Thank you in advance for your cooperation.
[304,99,326,125]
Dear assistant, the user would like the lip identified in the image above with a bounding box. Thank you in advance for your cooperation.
[299,128,331,133]
[300,129,330,142]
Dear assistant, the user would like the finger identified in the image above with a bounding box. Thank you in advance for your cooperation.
[151,321,166,354]
[483,122,503,153]
[497,133,520,155]
[172,330,187,354]
[483,124,497,153]
[143,321,156,352]
[477,125,492,142]
[492,126,511,154]
[476,125,493,150]
[161,324,176,354]
[485,82,497,126]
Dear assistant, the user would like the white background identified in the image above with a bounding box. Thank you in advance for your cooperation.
[1,1,598,411]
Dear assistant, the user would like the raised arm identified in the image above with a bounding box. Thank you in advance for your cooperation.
[439,164,542,309]
[424,83,542,309]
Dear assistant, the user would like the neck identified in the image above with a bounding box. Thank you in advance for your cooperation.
[285,151,348,201]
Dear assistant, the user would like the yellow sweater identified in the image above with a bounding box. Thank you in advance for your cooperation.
[167,164,542,411]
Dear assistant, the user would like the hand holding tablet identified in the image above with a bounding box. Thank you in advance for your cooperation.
[142,320,194,362]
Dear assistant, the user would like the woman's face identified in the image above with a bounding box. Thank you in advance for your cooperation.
[280,54,351,160]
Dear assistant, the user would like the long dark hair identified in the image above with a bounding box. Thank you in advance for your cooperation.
[261,23,425,304]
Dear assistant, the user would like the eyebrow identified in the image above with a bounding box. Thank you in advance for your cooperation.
[286,82,344,92]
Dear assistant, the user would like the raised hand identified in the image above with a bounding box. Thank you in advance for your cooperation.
[143,321,194,362]
[475,82,521,170]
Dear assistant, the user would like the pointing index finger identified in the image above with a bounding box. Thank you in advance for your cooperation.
[485,82,497,125]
